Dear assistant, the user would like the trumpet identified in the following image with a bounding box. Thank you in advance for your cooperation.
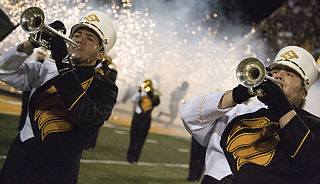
[20,7,78,50]
[236,57,283,96]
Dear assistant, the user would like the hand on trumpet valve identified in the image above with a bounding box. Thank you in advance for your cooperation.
[232,84,256,104]
[48,21,66,34]
[253,79,292,119]
[29,20,66,49]
[28,33,41,48]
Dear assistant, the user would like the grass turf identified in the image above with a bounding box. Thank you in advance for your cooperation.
[0,113,198,184]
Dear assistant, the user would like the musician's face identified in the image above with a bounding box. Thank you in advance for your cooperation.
[69,27,104,66]
[270,65,307,107]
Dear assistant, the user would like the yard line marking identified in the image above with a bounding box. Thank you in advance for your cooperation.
[0,155,6,159]
[0,156,188,168]
[178,148,189,153]
[146,139,158,144]
[0,97,22,106]
[113,130,127,134]
[81,159,129,165]
[80,159,188,168]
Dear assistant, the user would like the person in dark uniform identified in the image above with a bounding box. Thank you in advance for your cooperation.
[158,81,189,127]
[85,55,118,150]
[127,79,160,164]
[95,55,118,83]
[187,136,207,182]
[0,9,118,184]
[181,46,320,184]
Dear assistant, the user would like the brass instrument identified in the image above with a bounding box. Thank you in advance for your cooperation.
[140,79,153,92]
[236,57,282,96]
[20,7,78,50]
[121,77,162,95]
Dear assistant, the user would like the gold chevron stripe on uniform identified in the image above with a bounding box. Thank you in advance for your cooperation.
[68,77,93,110]
[226,117,280,171]
[35,77,94,141]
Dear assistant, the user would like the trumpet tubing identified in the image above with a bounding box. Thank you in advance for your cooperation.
[20,7,78,50]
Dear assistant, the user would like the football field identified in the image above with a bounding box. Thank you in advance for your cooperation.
[0,90,199,184]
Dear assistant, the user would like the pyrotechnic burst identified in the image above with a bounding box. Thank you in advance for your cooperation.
[0,0,265,102]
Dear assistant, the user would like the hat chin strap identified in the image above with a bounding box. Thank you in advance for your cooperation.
[275,59,309,86]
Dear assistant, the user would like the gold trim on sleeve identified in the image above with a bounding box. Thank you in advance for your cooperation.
[199,95,208,123]
[290,130,310,158]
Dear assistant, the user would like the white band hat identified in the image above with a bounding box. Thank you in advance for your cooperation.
[271,46,318,90]
[69,10,117,54]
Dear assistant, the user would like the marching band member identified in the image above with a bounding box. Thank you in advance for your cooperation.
[181,46,320,184]
[127,79,160,164]
[0,8,117,183]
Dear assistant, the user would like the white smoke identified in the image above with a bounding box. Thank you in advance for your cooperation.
[0,0,275,127]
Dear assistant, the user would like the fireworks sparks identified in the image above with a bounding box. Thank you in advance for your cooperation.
[0,0,265,101]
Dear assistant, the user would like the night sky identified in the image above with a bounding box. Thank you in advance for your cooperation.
[220,0,288,24]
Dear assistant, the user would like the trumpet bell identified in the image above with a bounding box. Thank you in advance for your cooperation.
[20,7,45,33]
[236,57,266,88]
[20,7,78,50]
